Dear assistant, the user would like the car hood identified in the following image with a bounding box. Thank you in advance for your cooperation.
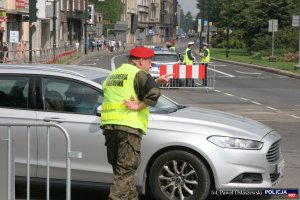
[150,107,272,141]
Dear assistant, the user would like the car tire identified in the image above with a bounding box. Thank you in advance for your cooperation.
[149,150,211,200]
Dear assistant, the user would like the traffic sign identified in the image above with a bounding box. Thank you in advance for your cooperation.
[268,19,278,32]
[292,15,300,27]
[198,19,202,32]
[224,28,232,35]
[9,31,19,43]
[148,29,154,36]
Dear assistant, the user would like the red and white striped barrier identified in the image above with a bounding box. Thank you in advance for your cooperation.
[159,64,207,79]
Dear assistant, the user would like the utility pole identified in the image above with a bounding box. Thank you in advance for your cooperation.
[29,0,37,63]
[53,0,56,48]
[69,0,73,45]
[226,0,231,58]
[53,0,57,61]
[292,15,300,69]
[84,0,88,54]
[206,0,210,44]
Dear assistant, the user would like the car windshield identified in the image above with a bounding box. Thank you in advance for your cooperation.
[151,54,179,63]
[93,77,184,114]
[148,95,185,114]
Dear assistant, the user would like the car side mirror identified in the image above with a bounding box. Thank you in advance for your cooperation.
[96,105,102,117]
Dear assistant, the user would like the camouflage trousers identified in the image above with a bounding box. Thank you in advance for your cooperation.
[104,129,141,200]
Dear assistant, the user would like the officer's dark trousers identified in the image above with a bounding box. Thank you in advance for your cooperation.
[104,130,141,200]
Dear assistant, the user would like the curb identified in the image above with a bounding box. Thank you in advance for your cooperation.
[212,58,300,80]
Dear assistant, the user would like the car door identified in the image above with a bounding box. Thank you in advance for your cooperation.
[0,74,37,177]
[35,76,112,183]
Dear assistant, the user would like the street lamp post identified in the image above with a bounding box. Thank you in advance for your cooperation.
[69,0,72,45]
[226,0,231,58]
[52,0,57,62]
[53,0,56,48]
[84,0,88,54]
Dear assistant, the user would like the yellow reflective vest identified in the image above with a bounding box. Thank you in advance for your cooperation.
[201,48,210,63]
[101,63,149,134]
[169,46,176,53]
[183,48,194,65]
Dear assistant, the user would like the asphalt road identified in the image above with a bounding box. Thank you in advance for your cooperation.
[18,48,299,200]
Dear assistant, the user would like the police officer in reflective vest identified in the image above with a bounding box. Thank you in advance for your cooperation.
[168,40,176,53]
[200,42,210,86]
[183,41,195,65]
[101,46,172,200]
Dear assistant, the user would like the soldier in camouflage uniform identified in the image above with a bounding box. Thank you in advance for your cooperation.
[101,46,172,200]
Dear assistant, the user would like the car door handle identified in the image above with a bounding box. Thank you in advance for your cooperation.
[43,117,65,123]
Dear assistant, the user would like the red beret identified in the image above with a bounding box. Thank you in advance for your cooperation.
[129,46,154,59]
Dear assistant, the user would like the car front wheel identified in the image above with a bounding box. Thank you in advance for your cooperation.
[149,150,211,200]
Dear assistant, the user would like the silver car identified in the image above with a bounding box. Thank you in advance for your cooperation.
[149,48,181,78]
[0,64,284,200]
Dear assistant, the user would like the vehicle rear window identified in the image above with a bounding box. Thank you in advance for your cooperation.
[151,54,180,63]
[0,76,29,109]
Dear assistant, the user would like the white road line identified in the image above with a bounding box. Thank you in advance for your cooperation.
[208,68,235,77]
[111,53,127,70]
[240,97,249,101]
[289,115,300,119]
[82,63,96,65]
[251,101,261,105]
[235,70,262,75]
[214,65,227,67]
[266,106,278,111]
[224,93,235,97]
[214,90,221,93]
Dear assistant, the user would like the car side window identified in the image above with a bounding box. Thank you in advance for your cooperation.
[0,76,29,109]
[42,77,103,115]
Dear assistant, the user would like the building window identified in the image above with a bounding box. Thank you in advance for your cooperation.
[139,0,147,6]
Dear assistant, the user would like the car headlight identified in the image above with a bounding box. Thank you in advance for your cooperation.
[207,136,263,150]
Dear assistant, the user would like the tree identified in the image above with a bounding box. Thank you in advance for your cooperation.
[89,0,123,36]
[196,0,300,52]
[181,11,194,33]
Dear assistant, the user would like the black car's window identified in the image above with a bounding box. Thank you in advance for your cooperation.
[42,77,103,115]
[0,76,29,109]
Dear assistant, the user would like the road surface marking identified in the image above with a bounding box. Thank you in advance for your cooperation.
[289,115,300,119]
[251,101,261,105]
[266,106,278,111]
[208,68,235,77]
[240,98,249,101]
[224,93,235,97]
[111,54,127,70]
[215,65,227,67]
[82,63,96,65]
[235,70,262,75]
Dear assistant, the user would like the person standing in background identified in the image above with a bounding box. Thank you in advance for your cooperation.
[183,41,195,65]
[168,40,176,53]
[200,42,210,86]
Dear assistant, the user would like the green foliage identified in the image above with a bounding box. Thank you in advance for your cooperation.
[181,11,194,33]
[195,0,300,53]
[90,0,123,36]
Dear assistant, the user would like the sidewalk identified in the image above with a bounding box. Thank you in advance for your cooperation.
[212,58,300,80]
[69,44,136,65]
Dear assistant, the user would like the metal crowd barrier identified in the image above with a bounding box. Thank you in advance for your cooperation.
[155,62,216,89]
[0,46,77,65]
[0,122,82,200]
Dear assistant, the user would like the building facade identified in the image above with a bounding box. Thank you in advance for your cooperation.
[121,0,178,45]
[0,0,180,52]
[0,0,29,51]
